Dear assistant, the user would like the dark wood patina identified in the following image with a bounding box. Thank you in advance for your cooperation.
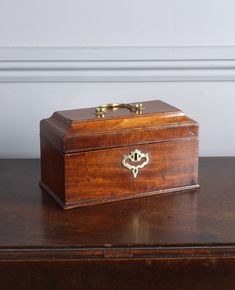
[0,158,234,289]
[40,100,199,209]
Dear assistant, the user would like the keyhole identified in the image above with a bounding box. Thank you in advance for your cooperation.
[134,153,138,161]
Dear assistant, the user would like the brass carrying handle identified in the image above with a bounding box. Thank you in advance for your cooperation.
[95,103,144,117]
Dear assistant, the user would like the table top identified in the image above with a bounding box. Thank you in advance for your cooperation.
[0,158,235,260]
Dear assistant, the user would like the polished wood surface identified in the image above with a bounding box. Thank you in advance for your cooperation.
[52,100,180,122]
[40,100,197,153]
[1,157,234,248]
[64,139,198,207]
[0,158,235,289]
[40,100,199,208]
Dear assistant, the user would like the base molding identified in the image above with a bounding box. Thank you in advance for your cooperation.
[40,181,199,210]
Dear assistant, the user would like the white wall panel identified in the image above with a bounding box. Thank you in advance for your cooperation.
[0,0,234,157]
[0,0,235,46]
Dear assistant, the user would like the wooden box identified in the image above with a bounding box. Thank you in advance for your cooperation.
[40,100,199,209]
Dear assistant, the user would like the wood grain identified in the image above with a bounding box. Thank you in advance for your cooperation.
[40,100,199,209]
[0,158,235,289]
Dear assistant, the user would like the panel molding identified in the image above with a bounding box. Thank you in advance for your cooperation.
[1,46,235,82]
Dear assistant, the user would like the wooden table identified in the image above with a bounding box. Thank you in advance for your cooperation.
[0,158,235,290]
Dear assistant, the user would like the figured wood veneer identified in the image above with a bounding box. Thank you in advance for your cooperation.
[40,100,199,209]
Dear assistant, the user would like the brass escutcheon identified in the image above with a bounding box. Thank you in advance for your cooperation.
[122,149,149,178]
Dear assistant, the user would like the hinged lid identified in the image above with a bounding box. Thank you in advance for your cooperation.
[40,100,198,153]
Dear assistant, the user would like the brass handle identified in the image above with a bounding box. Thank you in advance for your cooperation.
[95,103,144,117]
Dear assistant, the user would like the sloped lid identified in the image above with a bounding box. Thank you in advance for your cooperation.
[40,100,198,153]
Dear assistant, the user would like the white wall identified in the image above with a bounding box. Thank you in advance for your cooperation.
[0,0,235,158]
[1,0,235,46]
